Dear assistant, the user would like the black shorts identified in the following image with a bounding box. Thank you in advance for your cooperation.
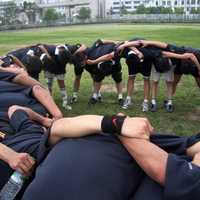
[126,58,152,79]
[174,61,199,77]
[74,65,84,76]
[91,61,122,83]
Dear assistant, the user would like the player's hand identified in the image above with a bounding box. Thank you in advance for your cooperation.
[8,152,35,176]
[140,40,149,47]
[86,59,95,65]
[121,117,154,139]
[42,117,54,128]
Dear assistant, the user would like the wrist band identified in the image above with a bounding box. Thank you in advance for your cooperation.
[101,115,126,135]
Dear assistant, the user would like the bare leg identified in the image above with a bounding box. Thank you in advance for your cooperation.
[172,74,182,95]
[115,81,123,96]
[165,81,173,101]
[143,78,150,100]
[151,80,158,100]
[32,85,63,119]
[195,77,200,89]
[126,76,135,98]
[73,75,82,93]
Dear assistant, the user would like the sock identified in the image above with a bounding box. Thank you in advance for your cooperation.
[126,96,131,101]
[60,89,68,101]
[73,92,78,98]
[152,99,156,105]
[92,93,98,99]
[101,115,127,135]
[144,99,148,103]
[167,99,172,105]
[118,94,123,99]
[98,92,101,97]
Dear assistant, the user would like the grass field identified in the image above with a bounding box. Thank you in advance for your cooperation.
[1,23,200,136]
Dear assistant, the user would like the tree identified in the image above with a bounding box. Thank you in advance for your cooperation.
[77,7,91,22]
[43,8,59,23]
[136,5,147,14]
[191,8,200,14]
[120,4,128,15]
[174,7,184,14]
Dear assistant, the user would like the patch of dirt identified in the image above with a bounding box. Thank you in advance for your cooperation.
[188,106,200,121]
[101,81,143,93]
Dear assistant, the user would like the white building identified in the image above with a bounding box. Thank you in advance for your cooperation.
[36,0,107,21]
[107,0,200,14]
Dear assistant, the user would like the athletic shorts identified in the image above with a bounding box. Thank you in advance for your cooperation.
[74,65,84,76]
[0,110,51,190]
[91,62,122,83]
[174,61,199,77]
[151,65,174,82]
[126,59,152,79]
[44,71,65,81]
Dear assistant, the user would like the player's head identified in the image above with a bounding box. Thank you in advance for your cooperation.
[71,52,87,68]
[57,47,72,65]
[22,55,43,74]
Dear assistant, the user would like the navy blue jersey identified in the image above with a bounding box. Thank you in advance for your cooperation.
[164,154,200,200]
[0,110,50,190]
[8,48,29,60]
[0,71,17,81]
[0,80,47,135]
[22,134,144,200]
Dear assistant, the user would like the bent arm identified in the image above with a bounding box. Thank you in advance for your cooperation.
[74,44,87,55]
[163,52,200,70]
[87,52,115,65]
[9,55,26,69]
[141,40,168,49]
[38,45,52,59]
[8,105,53,128]
[120,137,168,186]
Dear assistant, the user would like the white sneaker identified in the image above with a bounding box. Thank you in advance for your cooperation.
[62,100,72,110]
[122,98,132,109]
[142,101,149,112]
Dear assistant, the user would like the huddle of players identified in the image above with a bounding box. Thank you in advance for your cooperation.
[1,38,200,113]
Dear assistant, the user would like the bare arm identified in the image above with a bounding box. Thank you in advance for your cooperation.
[141,40,168,49]
[9,55,26,69]
[117,40,142,51]
[49,116,153,146]
[163,52,200,70]
[8,105,53,128]
[86,52,115,65]
[38,45,52,59]
[0,142,35,176]
[74,44,87,55]
[120,137,168,186]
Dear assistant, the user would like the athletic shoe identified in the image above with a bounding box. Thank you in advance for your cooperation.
[89,97,98,105]
[150,103,157,112]
[62,100,72,110]
[118,98,124,106]
[122,98,132,109]
[165,104,174,113]
[98,95,102,103]
[142,101,149,112]
[70,96,78,104]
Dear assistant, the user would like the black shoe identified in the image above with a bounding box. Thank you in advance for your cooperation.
[89,97,98,105]
[165,104,174,113]
[98,96,102,103]
[150,103,157,112]
[118,98,124,106]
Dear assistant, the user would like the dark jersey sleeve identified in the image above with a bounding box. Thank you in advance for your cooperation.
[164,154,200,200]
[8,48,29,60]
[166,44,185,54]
[9,109,37,132]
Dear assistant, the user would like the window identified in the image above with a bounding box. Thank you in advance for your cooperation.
[162,1,166,6]
[191,0,195,4]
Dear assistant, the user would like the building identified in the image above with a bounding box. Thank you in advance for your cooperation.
[36,0,107,21]
[107,0,200,14]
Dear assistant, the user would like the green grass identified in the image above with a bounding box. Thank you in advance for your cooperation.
[1,23,200,136]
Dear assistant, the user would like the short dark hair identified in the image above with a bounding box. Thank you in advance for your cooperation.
[22,55,43,74]
[71,52,87,68]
